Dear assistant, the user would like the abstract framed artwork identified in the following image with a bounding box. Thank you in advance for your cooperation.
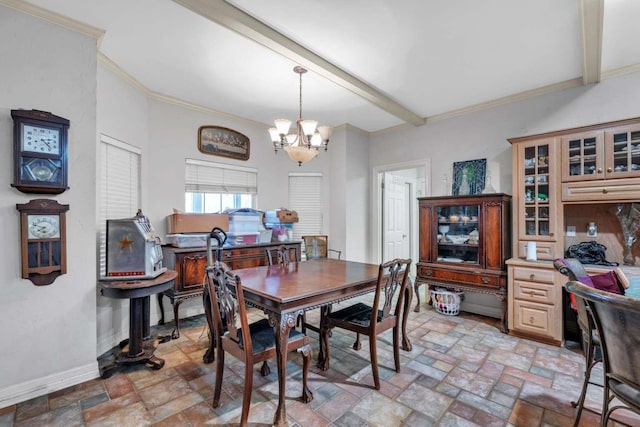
[452,158,486,195]
[198,126,250,161]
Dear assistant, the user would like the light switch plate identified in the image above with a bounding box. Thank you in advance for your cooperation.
[566,225,576,237]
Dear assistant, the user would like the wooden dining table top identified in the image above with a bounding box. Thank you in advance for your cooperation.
[230,258,381,313]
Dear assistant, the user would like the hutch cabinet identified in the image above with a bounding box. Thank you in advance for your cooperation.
[415,193,511,332]
[160,241,301,338]
[508,117,640,345]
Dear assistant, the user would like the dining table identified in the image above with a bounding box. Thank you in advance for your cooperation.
[204,258,413,427]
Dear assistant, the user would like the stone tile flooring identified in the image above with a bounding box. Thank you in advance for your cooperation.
[1,296,638,426]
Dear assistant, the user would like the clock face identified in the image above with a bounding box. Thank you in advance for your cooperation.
[27,215,60,239]
[21,124,61,155]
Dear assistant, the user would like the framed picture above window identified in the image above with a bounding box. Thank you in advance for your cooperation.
[198,126,250,161]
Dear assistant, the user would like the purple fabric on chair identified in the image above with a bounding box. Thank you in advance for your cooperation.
[590,270,624,295]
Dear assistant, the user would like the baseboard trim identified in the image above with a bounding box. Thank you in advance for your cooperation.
[0,362,100,409]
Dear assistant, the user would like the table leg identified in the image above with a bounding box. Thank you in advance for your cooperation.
[271,312,296,427]
[401,285,413,352]
[128,296,145,357]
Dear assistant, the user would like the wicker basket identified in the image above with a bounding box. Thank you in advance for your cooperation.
[430,289,463,316]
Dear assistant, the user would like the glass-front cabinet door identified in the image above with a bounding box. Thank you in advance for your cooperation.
[518,138,557,241]
[605,125,640,179]
[561,131,603,182]
[436,203,479,265]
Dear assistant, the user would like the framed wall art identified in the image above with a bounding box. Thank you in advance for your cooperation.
[198,126,250,161]
[452,158,486,195]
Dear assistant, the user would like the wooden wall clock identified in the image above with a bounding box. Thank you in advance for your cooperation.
[11,109,69,194]
[16,199,69,286]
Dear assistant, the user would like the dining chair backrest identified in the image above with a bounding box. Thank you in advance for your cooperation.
[301,235,341,260]
[374,258,412,326]
[266,245,299,266]
[565,280,640,425]
[206,263,253,355]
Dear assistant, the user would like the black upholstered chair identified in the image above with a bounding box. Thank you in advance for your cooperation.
[565,280,640,426]
[319,258,411,390]
[205,263,313,425]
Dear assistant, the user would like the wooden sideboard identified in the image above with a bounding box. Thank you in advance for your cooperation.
[159,241,301,338]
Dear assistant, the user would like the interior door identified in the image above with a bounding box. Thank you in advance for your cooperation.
[383,172,410,261]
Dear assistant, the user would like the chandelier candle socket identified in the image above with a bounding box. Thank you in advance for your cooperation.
[268,66,332,166]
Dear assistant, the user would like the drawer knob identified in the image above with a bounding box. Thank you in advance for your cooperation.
[481,277,490,284]
[597,168,603,173]
[424,270,433,276]
[607,167,613,173]
[602,188,608,194]
[529,274,535,280]
[530,316,535,324]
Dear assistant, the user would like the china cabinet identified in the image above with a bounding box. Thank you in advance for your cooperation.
[414,193,511,332]
[160,241,301,338]
[508,116,640,345]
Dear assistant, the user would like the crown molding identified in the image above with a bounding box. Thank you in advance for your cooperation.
[98,53,149,95]
[0,0,105,46]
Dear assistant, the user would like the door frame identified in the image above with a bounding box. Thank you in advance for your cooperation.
[371,159,430,268]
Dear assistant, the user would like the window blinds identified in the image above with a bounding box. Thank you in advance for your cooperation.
[98,136,141,277]
[288,173,323,241]
[185,158,257,194]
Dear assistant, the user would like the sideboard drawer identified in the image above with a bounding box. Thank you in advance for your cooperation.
[418,266,502,288]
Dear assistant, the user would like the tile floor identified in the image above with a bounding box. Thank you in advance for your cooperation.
[1,295,638,427]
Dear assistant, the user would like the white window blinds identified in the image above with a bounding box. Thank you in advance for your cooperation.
[288,173,323,240]
[98,135,141,277]
[185,158,257,194]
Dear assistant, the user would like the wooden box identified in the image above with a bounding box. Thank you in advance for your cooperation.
[166,213,229,234]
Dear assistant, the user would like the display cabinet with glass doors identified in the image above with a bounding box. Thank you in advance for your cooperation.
[416,193,512,332]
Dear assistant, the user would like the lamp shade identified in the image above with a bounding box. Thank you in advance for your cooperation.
[317,125,332,141]
[274,119,292,135]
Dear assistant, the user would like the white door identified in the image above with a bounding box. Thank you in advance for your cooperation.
[383,172,411,261]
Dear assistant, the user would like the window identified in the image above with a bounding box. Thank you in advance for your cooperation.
[185,159,257,213]
[288,173,323,241]
[98,135,141,277]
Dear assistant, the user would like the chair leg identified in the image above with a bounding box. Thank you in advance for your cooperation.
[393,326,401,372]
[353,333,362,351]
[241,360,254,426]
[299,344,314,403]
[260,360,271,376]
[319,326,331,371]
[213,348,225,408]
[369,334,380,390]
[572,335,596,427]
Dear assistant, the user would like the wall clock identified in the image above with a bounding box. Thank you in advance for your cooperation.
[16,199,69,286]
[11,109,70,194]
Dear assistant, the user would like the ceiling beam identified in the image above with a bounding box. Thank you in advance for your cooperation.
[579,0,604,85]
[173,0,426,127]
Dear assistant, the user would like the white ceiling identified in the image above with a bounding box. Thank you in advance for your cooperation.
[10,0,640,134]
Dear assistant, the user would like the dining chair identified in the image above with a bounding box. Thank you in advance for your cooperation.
[319,258,412,390]
[565,280,640,426]
[266,244,299,265]
[205,263,313,426]
[301,235,341,260]
[553,258,602,427]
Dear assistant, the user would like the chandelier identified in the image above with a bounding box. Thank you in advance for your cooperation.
[268,66,332,166]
